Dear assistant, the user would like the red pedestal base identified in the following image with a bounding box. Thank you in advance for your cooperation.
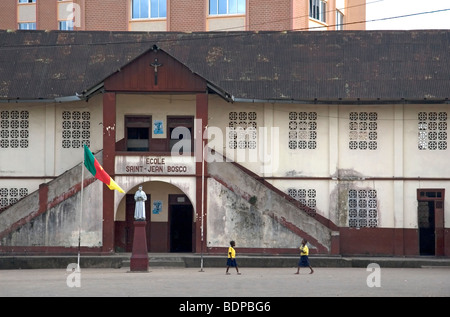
[130,221,149,272]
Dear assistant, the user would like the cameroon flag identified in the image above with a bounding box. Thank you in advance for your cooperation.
[84,145,125,193]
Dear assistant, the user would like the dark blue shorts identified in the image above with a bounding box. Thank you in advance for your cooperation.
[298,255,310,267]
[227,258,237,267]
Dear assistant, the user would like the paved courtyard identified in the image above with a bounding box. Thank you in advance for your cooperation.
[1,266,449,298]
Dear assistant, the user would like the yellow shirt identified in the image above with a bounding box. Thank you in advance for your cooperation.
[300,245,309,256]
[228,246,236,258]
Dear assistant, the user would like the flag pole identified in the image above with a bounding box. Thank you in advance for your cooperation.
[77,146,85,269]
[199,125,208,272]
[199,138,205,272]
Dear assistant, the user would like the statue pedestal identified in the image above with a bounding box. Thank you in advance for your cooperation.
[130,220,149,272]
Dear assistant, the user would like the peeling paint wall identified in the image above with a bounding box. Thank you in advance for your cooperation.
[0,149,104,248]
[207,159,333,252]
[1,178,103,248]
[207,178,304,249]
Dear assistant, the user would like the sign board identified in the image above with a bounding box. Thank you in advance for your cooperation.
[116,155,195,175]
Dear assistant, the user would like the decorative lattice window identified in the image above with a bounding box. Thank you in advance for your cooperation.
[0,187,28,211]
[418,111,447,150]
[0,110,29,149]
[228,111,257,149]
[287,187,317,216]
[348,189,378,228]
[288,112,317,150]
[349,112,377,150]
[62,111,91,149]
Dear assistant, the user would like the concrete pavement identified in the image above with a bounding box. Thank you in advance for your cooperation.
[1,265,449,298]
[2,253,450,269]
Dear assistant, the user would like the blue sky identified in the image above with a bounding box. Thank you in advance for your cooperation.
[365,0,450,30]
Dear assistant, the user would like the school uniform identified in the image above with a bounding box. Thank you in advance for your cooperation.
[227,246,237,267]
[298,244,310,267]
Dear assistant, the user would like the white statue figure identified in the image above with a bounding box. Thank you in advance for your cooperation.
[134,186,147,221]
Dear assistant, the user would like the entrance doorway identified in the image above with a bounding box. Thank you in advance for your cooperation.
[115,183,195,253]
[169,194,193,252]
[417,189,445,256]
[418,201,435,255]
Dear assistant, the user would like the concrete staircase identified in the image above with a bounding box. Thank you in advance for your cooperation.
[0,151,102,249]
[0,148,338,255]
[207,157,338,254]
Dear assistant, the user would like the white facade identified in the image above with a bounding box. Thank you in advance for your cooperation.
[1,93,449,253]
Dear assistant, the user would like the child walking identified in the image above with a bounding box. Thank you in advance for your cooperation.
[226,240,241,275]
[295,238,314,274]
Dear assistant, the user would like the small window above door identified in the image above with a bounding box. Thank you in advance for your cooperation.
[167,116,194,155]
[126,116,151,152]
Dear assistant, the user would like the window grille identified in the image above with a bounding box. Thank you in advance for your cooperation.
[228,111,257,149]
[348,189,378,228]
[62,111,90,149]
[0,110,29,149]
[0,187,28,211]
[287,187,317,216]
[349,112,377,150]
[289,112,317,150]
[418,111,447,150]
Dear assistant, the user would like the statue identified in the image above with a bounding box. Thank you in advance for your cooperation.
[134,186,147,221]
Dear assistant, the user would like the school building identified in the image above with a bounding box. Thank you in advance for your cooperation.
[0,29,449,257]
[0,0,366,32]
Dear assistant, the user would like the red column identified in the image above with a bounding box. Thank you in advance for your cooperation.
[330,231,340,255]
[130,221,149,271]
[38,183,49,214]
[102,92,116,253]
[195,93,208,254]
[435,208,444,256]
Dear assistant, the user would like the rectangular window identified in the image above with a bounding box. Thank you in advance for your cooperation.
[0,187,29,212]
[132,0,150,19]
[1,110,30,149]
[348,189,378,228]
[18,0,36,3]
[288,112,317,150]
[321,0,326,22]
[59,20,74,31]
[126,116,151,152]
[309,0,326,23]
[209,0,246,15]
[336,10,344,30]
[167,116,194,155]
[61,111,90,149]
[150,0,166,18]
[228,111,257,150]
[132,0,166,19]
[418,112,447,150]
[348,112,378,150]
[18,23,36,30]
[287,188,317,217]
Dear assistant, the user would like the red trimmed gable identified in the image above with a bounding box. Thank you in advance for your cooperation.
[104,48,207,93]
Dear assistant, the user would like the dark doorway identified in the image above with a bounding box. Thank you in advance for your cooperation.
[169,195,193,252]
[417,189,445,256]
[418,201,435,255]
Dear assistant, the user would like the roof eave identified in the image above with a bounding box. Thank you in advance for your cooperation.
[232,97,450,105]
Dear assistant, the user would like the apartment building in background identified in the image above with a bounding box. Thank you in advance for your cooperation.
[0,0,366,32]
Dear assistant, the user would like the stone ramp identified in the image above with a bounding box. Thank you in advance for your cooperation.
[207,158,336,253]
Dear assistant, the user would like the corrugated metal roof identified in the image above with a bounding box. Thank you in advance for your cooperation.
[0,29,448,102]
